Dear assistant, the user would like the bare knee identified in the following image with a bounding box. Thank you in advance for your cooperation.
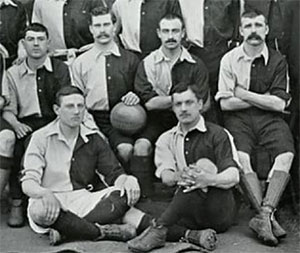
[238,151,253,174]
[272,152,294,173]
[29,199,58,227]
[133,139,152,156]
[116,143,133,163]
[0,130,16,157]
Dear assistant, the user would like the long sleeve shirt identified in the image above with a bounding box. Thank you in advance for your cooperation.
[155,115,238,178]
[72,44,140,111]
[22,118,124,192]
[4,57,71,119]
[216,43,290,105]
[135,47,210,105]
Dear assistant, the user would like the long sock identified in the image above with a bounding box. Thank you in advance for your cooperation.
[51,210,100,241]
[84,191,129,224]
[166,224,187,242]
[136,213,153,234]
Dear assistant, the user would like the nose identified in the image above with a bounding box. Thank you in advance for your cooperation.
[74,105,80,114]
[33,38,39,45]
[181,103,187,111]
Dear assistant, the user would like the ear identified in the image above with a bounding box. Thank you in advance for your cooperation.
[239,26,244,37]
[53,104,60,117]
[21,38,25,47]
[265,24,269,35]
[198,99,204,112]
[181,28,186,39]
[89,25,93,35]
[156,28,161,39]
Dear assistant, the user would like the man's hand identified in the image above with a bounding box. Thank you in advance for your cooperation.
[13,122,32,139]
[121,92,140,106]
[41,190,61,224]
[182,166,215,193]
[161,169,183,187]
[115,175,140,206]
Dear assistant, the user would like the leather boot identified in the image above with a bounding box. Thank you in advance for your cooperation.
[130,156,154,198]
[128,220,167,252]
[7,198,25,227]
[240,172,286,238]
[95,223,136,242]
[262,171,290,239]
[249,206,278,246]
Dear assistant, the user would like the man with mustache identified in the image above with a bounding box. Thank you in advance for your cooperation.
[216,10,294,246]
[112,0,181,59]
[127,83,239,252]
[2,23,71,227]
[72,7,141,175]
[132,13,210,198]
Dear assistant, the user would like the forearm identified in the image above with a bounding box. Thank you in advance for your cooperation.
[145,96,172,110]
[2,111,20,129]
[220,97,252,111]
[240,91,286,112]
[22,179,52,199]
[208,167,239,189]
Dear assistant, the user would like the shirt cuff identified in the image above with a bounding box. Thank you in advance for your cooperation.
[215,91,234,101]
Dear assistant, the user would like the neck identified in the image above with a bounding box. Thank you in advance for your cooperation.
[94,40,115,52]
[59,122,80,142]
[243,42,265,58]
[161,46,182,61]
[180,114,201,134]
[27,55,48,71]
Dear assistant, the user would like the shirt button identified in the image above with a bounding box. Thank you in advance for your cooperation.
[186,137,189,142]
[185,150,189,155]
[38,89,42,93]
[37,76,41,80]
[0,21,2,25]
[204,6,208,10]
[141,11,145,15]
[108,76,111,80]
[252,64,255,67]
[64,12,68,16]
[72,158,75,162]
[107,63,110,67]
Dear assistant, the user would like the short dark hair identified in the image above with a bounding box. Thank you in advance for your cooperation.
[55,86,84,106]
[89,6,116,24]
[171,82,205,101]
[241,10,267,24]
[158,12,185,29]
[23,23,49,38]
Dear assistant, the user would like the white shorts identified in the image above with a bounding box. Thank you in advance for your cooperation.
[27,187,119,234]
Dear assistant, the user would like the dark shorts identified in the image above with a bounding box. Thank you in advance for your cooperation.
[139,110,178,145]
[224,108,295,160]
[90,110,135,150]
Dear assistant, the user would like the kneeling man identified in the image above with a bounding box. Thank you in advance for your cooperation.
[128,84,240,252]
[21,86,146,245]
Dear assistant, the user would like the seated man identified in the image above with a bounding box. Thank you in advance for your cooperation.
[128,84,240,252]
[215,10,295,246]
[72,7,140,169]
[21,86,151,245]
